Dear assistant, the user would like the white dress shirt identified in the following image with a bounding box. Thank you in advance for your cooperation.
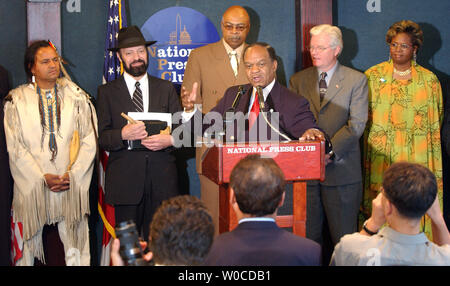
[123,72,149,112]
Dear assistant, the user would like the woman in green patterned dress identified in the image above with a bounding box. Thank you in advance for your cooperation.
[362,20,443,238]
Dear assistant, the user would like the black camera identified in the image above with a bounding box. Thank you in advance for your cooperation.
[115,220,149,266]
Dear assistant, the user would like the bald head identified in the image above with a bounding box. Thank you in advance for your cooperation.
[221,6,250,49]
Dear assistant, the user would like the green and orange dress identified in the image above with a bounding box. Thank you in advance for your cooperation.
[362,60,443,238]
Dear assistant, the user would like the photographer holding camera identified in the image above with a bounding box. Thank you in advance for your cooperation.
[111,195,214,266]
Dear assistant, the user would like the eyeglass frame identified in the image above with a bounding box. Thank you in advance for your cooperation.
[307,45,334,52]
[389,42,413,50]
[221,22,248,32]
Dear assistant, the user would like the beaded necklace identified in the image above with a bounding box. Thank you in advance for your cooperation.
[37,85,61,162]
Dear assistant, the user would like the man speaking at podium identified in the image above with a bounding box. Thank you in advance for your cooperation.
[180,43,332,233]
[181,42,328,144]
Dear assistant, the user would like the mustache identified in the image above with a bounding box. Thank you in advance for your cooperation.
[227,36,241,40]
[131,59,145,65]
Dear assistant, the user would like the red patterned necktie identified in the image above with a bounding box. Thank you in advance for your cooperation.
[248,90,260,129]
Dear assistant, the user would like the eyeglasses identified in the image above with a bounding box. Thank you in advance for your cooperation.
[222,22,248,32]
[307,46,331,52]
[390,42,412,50]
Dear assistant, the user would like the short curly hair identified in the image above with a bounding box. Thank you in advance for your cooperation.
[385,20,423,49]
[149,195,214,266]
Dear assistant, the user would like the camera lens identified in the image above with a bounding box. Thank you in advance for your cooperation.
[115,220,148,266]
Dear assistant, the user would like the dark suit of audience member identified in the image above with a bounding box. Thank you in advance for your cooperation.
[0,65,12,266]
[204,154,321,266]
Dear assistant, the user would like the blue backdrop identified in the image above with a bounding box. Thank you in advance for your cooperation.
[0,0,447,97]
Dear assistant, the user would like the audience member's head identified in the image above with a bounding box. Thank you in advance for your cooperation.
[230,154,285,217]
[382,161,437,220]
[149,195,215,266]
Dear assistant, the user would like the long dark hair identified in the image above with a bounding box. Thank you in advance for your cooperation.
[24,40,51,81]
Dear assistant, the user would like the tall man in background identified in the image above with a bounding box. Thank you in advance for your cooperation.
[182,5,250,230]
[289,24,368,262]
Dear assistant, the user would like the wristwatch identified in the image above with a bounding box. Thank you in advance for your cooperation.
[328,150,335,160]
[363,220,378,236]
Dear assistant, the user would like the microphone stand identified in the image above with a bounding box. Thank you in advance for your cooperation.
[221,85,246,142]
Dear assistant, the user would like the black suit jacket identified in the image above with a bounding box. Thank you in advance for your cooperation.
[204,221,321,266]
[197,81,318,142]
[97,74,182,205]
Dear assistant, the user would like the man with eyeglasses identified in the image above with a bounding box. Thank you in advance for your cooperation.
[181,6,251,232]
[289,24,368,263]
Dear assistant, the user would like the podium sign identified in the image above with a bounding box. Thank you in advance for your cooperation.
[202,140,325,236]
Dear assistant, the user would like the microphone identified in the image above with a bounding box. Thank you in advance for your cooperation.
[222,85,247,141]
[232,85,246,110]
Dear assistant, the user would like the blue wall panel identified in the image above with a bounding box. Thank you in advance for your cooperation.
[0,0,447,97]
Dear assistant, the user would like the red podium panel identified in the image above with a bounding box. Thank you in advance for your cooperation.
[202,140,325,236]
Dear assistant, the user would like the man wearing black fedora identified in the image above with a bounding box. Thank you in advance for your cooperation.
[97,26,182,241]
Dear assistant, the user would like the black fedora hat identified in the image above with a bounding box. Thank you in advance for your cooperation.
[108,25,156,51]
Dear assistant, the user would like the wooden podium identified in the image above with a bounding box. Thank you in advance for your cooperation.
[202,140,325,237]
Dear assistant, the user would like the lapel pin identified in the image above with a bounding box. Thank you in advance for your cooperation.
[380,78,386,82]
[336,84,339,89]
[269,109,274,113]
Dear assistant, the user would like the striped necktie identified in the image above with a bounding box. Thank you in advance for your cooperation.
[229,51,238,77]
[133,81,144,112]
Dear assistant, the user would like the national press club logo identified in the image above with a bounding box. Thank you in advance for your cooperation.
[141,7,220,84]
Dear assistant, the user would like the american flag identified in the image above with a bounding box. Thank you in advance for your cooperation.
[10,212,23,265]
[98,0,127,266]
[103,0,127,83]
